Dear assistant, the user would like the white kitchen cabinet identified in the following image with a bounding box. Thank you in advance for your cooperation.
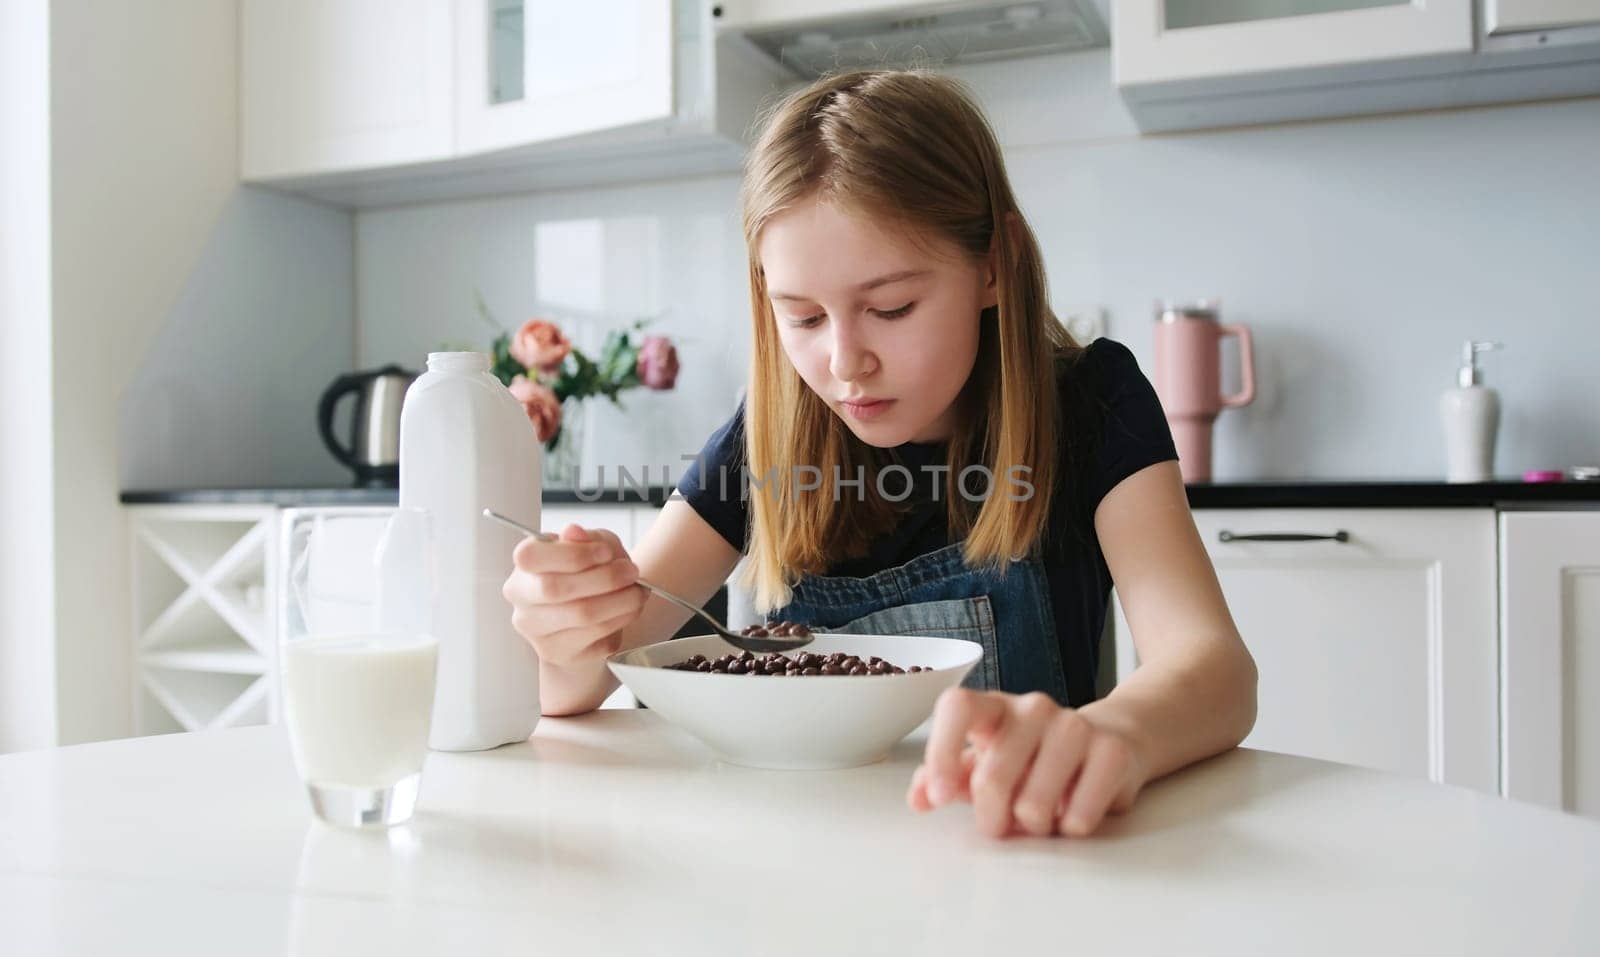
[127,500,666,733]
[1114,508,1499,791]
[1486,0,1600,33]
[1112,0,1474,87]
[240,0,455,180]
[454,0,675,156]
[241,0,789,207]
[1112,0,1600,131]
[130,505,280,735]
[1500,511,1600,819]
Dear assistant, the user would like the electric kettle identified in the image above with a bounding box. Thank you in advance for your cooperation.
[317,365,418,487]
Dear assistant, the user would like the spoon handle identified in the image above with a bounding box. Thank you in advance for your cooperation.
[481,508,556,542]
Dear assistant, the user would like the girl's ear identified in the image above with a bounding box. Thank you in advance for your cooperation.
[981,212,1023,311]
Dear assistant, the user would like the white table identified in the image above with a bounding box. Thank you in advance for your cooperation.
[3,711,1598,956]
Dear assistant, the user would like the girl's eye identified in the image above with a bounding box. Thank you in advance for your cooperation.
[873,302,915,319]
[789,314,824,329]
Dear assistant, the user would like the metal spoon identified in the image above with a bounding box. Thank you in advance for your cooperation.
[480,509,816,653]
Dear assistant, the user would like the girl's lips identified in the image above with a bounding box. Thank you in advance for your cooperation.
[841,398,894,421]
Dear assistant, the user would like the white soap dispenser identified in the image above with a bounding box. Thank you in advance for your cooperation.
[1439,340,1502,484]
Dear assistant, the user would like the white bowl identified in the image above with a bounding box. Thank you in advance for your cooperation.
[606,633,981,770]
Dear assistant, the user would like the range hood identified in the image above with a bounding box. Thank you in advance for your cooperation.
[717,0,1109,79]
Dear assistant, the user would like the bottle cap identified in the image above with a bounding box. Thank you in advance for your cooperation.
[1522,470,1564,483]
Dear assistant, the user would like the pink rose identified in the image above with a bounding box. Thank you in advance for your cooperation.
[509,375,562,444]
[509,319,571,374]
[636,335,679,391]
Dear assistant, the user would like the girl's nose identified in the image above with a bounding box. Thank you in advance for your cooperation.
[829,321,878,382]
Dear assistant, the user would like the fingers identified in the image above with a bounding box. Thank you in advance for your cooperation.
[907,748,977,812]
[512,523,618,574]
[1010,709,1093,837]
[504,554,639,607]
[908,693,1142,840]
[907,764,933,813]
[967,693,1056,838]
[522,608,636,667]
[500,523,643,667]
[510,581,646,644]
[1058,732,1137,837]
[922,688,1007,806]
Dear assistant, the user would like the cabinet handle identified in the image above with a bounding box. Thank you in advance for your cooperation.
[1218,530,1350,544]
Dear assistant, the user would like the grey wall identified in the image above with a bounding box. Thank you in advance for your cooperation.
[355,51,1600,482]
[119,187,355,489]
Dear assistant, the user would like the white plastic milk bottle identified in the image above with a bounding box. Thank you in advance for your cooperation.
[399,352,542,751]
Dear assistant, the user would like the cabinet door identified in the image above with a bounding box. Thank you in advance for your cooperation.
[1501,511,1600,818]
[455,0,675,156]
[1114,508,1498,790]
[240,0,455,180]
[1486,0,1600,34]
[1112,0,1473,87]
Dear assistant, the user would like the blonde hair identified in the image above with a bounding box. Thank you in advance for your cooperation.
[738,69,1078,613]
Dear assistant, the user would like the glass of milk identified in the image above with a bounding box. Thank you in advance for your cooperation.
[279,507,439,828]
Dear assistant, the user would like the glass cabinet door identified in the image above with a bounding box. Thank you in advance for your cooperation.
[490,0,524,104]
[456,0,676,157]
[1113,0,1473,87]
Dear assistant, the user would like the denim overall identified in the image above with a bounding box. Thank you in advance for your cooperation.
[770,543,1072,705]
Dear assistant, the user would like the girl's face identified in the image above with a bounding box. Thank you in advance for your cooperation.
[759,197,996,447]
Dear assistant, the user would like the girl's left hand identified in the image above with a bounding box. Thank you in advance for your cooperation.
[907,688,1148,838]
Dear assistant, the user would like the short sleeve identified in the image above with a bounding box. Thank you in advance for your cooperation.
[675,402,750,552]
[1079,339,1179,507]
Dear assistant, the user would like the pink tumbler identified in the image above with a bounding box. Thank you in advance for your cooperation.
[1152,299,1255,483]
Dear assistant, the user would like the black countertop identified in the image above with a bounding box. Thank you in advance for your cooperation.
[119,485,676,507]
[1181,480,1600,508]
[121,479,1600,509]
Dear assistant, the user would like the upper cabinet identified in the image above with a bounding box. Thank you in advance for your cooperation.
[1486,0,1600,33]
[241,0,791,208]
[1112,0,1600,131]
[242,1,1600,198]
[1115,0,1472,87]
[454,0,674,155]
[240,0,455,180]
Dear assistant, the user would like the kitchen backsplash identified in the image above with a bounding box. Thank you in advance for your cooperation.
[124,51,1600,489]
[355,52,1599,481]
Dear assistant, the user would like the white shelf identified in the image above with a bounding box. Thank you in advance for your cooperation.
[128,505,279,736]
[143,647,269,675]
[139,668,268,733]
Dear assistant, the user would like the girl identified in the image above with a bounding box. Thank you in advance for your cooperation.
[502,69,1257,839]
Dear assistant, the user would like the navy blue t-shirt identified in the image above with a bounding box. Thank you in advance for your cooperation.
[674,338,1178,706]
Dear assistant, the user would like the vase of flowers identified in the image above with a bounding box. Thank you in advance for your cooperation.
[476,294,680,488]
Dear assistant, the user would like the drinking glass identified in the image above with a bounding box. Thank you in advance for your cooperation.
[279,507,437,828]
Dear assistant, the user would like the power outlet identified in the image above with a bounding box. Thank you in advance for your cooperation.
[1059,306,1107,343]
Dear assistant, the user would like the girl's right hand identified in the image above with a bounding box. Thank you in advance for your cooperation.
[501,524,647,668]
